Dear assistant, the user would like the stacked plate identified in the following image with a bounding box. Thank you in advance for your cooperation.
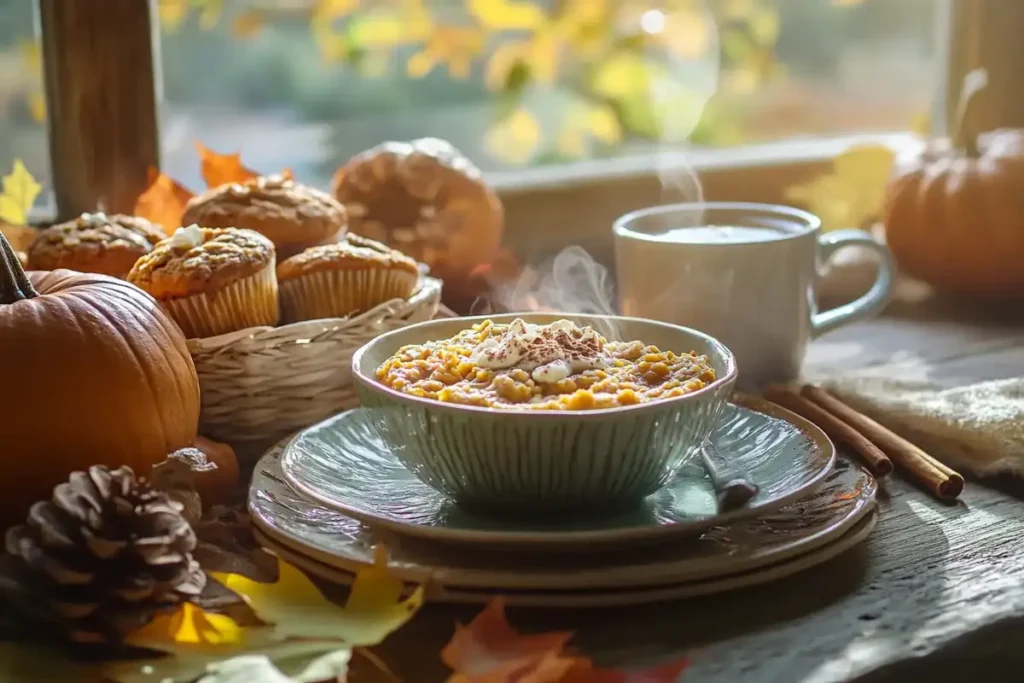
[249,396,878,608]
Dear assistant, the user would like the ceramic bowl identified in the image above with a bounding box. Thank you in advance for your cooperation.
[351,313,737,512]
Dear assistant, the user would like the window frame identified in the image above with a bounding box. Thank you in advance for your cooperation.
[30,0,1015,250]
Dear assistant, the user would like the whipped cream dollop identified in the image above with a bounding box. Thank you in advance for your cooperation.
[169,224,205,250]
[79,212,109,227]
[469,319,609,384]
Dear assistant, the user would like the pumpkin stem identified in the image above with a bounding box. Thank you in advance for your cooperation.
[952,68,989,158]
[0,231,39,304]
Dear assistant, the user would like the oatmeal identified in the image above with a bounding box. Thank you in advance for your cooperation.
[375,318,717,410]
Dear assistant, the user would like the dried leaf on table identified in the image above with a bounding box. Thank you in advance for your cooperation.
[784,144,896,231]
[135,169,195,233]
[442,597,690,683]
[214,546,424,646]
[0,159,42,225]
[107,600,346,683]
[442,597,573,682]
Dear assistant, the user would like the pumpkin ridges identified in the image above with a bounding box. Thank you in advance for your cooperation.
[0,265,201,526]
[103,279,201,429]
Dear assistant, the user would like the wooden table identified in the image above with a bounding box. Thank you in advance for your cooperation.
[363,290,1024,683]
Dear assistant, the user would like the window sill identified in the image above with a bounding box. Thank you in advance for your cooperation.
[493,131,920,263]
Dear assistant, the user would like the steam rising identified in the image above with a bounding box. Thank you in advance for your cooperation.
[474,247,620,340]
[473,1,721,334]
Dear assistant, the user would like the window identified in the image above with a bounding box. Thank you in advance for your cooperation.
[0,0,51,213]
[155,0,942,191]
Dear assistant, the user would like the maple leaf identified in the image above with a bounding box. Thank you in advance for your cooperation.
[215,546,424,646]
[197,142,261,189]
[135,169,195,234]
[407,26,486,80]
[442,597,574,682]
[467,0,547,30]
[442,598,690,683]
[784,144,896,231]
[0,159,42,226]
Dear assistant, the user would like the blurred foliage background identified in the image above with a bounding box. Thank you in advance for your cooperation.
[0,0,939,204]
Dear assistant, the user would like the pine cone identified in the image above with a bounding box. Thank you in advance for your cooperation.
[2,465,206,644]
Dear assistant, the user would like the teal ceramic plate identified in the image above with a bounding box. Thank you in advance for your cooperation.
[252,511,878,607]
[254,439,874,589]
[278,396,836,548]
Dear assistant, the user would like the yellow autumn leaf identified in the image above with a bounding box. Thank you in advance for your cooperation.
[486,108,542,164]
[485,30,558,91]
[587,105,622,144]
[591,51,651,99]
[0,160,42,226]
[232,10,265,39]
[349,12,409,49]
[467,0,547,31]
[128,602,243,649]
[314,0,359,20]
[215,547,423,647]
[785,144,896,231]
[159,0,190,30]
[407,26,485,80]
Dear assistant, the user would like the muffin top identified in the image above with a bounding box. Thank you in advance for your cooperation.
[181,175,346,256]
[28,213,166,274]
[277,233,419,281]
[128,225,275,300]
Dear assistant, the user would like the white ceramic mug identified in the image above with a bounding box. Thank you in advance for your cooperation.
[613,202,895,389]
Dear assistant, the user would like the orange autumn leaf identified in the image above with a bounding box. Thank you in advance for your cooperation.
[442,598,690,683]
[197,141,260,189]
[135,168,195,233]
[442,597,574,682]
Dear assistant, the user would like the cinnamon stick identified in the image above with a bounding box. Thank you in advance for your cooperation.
[800,385,964,501]
[763,385,893,477]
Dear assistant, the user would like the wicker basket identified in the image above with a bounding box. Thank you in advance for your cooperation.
[188,276,442,445]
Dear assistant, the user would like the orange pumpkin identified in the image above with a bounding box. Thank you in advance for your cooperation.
[884,70,1024,297]
[0,233,201,526]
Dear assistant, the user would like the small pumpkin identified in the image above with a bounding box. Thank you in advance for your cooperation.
[0,232,201,526]
[884,69,1024,297]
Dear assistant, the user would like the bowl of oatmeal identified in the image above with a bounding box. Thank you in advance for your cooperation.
[352,313,737,512]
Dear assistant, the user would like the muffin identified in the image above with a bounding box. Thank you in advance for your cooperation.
[128,225,279,338]
[330,138,503,286]
[276,234,419,323]
[27,213,167,278]
[181,174,346,260]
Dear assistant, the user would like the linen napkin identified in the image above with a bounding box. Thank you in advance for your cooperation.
[816,375,1024,477]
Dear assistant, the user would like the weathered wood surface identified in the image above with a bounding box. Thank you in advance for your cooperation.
[360,293,1024,683]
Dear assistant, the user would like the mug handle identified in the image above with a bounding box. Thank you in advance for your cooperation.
[811,229,896,338]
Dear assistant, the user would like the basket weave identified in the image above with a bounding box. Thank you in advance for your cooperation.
[188,276,442,445]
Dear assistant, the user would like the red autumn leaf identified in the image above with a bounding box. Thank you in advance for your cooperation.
[562,658,691,683]
[134,169,195,234]
[196,141,260,188]
[442,597,575,682]
[443,598,691,683]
